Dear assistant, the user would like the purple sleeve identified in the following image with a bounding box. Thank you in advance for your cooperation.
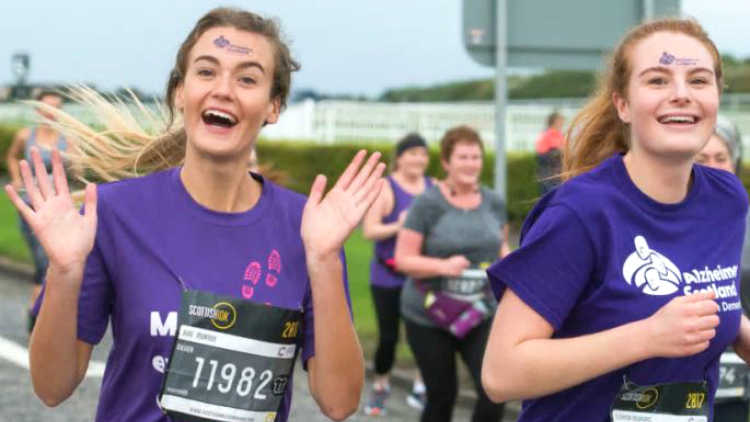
[300,248,351,370]
[487,204,596,330]
[31,201,115,345]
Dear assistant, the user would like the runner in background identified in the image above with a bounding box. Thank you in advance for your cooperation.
[362,133,431,416]
[395,125,508,422]
[6,8,384,422]
[482,18,750,422]
[534,112,565,194]
[5,90,74,333]
[695,116,750,422]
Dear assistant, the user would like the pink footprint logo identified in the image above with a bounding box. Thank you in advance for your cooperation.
[244,262,262,285]
[265,274,278,287]
[268,250,282,273]
[242,285,254,299]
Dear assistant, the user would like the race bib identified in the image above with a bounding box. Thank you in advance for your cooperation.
[159,290,302,422]
[611,379,709,422]
[443,269,489,298]
[716,352,750,400]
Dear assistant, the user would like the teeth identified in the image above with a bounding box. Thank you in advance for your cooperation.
[203,110,237,124]
[660,115,696,124]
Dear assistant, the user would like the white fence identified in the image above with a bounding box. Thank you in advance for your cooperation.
[2,96,749,153]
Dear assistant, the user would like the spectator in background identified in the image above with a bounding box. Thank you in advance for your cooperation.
[362,133,432,416]
[535,112,565,194]
[5,90,72,332]
[395,125,508,422]
[695,116,750,422]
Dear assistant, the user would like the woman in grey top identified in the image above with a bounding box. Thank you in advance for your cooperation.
[395,125,509,422]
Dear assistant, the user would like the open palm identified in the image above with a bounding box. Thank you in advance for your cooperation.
[4,148,97,272]
[301,150,385,258]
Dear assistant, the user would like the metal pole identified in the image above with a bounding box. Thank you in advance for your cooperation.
[643,0,655,20]
[494,0,508,205]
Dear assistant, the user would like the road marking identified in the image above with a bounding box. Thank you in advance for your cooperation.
[0,335,105,378]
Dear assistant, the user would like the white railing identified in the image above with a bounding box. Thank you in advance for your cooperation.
[2,97,749,153]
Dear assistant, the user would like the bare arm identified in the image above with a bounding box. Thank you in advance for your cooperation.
[394,228,469,278]
[29,265,94,406]
[733,314,750,364]
[5,148,98,406]
[6,128,29,189]
[301,151,384,420]
[306,254,363,421]
[362,182,401,241]
[482,288,720,403]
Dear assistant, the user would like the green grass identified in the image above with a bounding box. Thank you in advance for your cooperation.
[0,194,31,263]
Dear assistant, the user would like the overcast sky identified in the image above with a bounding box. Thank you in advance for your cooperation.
[1,0,748,97]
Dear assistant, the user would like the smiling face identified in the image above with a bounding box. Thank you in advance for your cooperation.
[174,26,280,161]
[395,146,429,178]
[443,141,483,186]
[613,32,720,161]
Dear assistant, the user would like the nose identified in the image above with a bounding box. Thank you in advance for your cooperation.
[211,72,233,100]
[669,77,692,106]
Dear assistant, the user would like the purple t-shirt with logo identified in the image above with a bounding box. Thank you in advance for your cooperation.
[487,154,748,422]
[36,168,349,422]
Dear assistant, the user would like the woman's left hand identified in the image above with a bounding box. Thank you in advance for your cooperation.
[302,150,385,259]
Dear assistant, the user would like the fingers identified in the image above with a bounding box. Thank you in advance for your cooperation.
[332,150,367,192]
[358,179,385,212]
[83,183,98,224]
[347,152,383,194]
[353,162,386,206]
[4,184,35,223]
[20,160,42,210]
[305,174,327,209]
[682,290,716,302]
[31,147,54,200]
[51,149,70,197]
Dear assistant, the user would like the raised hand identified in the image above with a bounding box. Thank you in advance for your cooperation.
[4,147,97,275]
[644,291,720,358]
[301,150,386,259]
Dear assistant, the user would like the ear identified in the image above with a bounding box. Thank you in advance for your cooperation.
[264,96,282,125]
[441,158,450,173]
[174,83,185,113]
[612,92,631,124]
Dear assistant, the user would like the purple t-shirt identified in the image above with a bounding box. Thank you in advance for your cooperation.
[370,176,431,288]
[487,154,748,422]
[36,168,349,422]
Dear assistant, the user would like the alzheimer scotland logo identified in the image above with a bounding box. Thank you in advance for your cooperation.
[622,236,682,295]
[622,236,740,300]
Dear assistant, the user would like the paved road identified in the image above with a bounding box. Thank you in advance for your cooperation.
[0,268,516,421]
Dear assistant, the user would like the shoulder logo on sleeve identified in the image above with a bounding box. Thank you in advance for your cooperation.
[622,236,682,295]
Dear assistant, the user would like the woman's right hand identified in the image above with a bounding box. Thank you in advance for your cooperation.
[643,291,720,358]
[4,147,97,276]
[441,255,471,277]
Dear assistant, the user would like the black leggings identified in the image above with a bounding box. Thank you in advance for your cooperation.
[405,318,504,422]
[371,285,403,375]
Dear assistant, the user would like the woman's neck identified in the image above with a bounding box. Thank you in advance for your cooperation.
[180,149,260,213]
[444,176,477,196]
[622,149,693,204]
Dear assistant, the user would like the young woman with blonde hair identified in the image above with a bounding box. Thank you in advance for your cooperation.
[482,18,750,421]
[6,8,383,422]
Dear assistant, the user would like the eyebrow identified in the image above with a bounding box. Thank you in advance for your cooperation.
[637,66,714,77]
[193,55,266,74]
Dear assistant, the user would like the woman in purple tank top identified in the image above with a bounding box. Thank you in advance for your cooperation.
[362,133,432,416]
